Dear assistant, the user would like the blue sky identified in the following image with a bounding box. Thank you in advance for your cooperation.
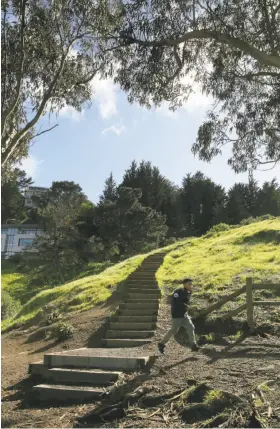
[22,76,280,203]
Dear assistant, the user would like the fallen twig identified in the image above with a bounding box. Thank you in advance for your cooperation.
[147,408,161,418]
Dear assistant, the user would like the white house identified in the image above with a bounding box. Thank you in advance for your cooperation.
[1,224,42,258]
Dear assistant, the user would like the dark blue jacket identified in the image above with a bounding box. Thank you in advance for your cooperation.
[171,288,191,318]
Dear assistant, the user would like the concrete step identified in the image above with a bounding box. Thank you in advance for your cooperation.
[33,384,105,402]
[103,339,152,348]
[120,302,159,310]
[29,363,121,385]
[126,281,160,290]
[106,330,155,339]
[109,321,156,330]
[128,288,160,294]
[44,348,152,371]
[127,293,160,300]
[118,308,158,316]
[124,293,160,304]
[114,315,157,323]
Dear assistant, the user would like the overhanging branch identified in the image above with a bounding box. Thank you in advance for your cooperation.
[124,30,280,69]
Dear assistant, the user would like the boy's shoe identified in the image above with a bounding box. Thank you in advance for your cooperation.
[158,342,166,354]
[191,344,199,352]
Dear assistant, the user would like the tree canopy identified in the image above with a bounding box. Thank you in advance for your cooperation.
[1,0,120,176]
[107,0,280,172]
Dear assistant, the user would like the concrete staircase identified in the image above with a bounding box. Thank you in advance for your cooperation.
[29,253,164,403]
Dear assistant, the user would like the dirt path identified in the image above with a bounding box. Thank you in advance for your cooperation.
[1,307,110,428]
[2,303,280,428]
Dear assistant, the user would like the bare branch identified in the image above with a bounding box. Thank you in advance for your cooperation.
[31,124,59,139]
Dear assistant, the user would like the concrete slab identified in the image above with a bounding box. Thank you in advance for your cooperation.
[33,384,105,402]
[118,308,158,316]
[128,288,160,294]
[106,330,155,339]
[127,294,159,300]
[29,363,121,385]
[115,315,157,322]
[103,338,152,348]
[44,348,152,371]
[109,322,156,330]
[120,302,159,309]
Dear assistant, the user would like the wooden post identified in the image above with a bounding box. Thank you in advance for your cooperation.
[246,277,254,329]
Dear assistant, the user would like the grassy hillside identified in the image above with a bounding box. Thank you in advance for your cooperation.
[157,218,280,296]
[2,218,279,332]
[1,254,148,332]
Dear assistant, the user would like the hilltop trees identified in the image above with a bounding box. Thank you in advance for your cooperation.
[107,0,280,172]
[1,169,32,223]
[20,181,92,284]
[121,161,179,235]
[94,186,168,258]
[180,172,226,235]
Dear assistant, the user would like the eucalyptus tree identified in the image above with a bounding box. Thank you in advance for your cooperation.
[107,0,280,172]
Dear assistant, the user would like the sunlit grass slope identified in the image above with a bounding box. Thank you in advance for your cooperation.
[2,254,147,332]
[2,218,279,332]
[157,218,280,296]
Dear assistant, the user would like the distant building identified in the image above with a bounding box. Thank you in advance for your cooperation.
[24,186,49,208]
[1,224,42,258]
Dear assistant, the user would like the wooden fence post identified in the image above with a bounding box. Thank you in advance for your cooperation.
[246,277,254,329]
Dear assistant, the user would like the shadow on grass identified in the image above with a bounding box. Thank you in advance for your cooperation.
[234,229,280,245]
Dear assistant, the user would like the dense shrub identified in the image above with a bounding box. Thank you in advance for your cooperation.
[50,322,74,341]
[206,223,230,237]
[1,290,21,320]
[240,215,275,226]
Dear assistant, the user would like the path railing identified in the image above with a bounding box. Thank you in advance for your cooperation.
[194,278,280,328]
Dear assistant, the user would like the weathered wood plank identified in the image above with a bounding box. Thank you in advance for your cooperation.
[253,301,280,306]
[221,303,247,320]
[252,284,280,290]
[246,278,254,328]
[193,286,246,320]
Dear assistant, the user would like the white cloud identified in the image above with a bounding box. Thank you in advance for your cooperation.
[60,105,84,121]
[102,124,126,136]
[91,76,118,119]
[20,156,43,178]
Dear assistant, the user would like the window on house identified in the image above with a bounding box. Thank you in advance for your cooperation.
[18,238,34,247]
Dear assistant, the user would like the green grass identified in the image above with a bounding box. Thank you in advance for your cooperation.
[1,253,147,332]
[1,261,29,303]
[204,389,224,405]
[2,218,280,332]
[156,218,280,295]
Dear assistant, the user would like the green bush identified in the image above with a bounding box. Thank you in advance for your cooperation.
[240,215,274,226]
[48,322,74,341]
[164,237,177,246]
[240,217,256,226]
[206,223,230,237]
[1,290,21,320]
[258,214,275,221]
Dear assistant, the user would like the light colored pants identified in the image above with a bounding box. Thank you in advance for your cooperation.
[162,315,196,346]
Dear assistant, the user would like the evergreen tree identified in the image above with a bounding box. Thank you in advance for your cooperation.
[100,173,118,203]
[1,169,32,223]
[180,172,226,235]
[226,183,252,224]
[94,187,168,258]
[256,179,280,216]
[121,160,179,234]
